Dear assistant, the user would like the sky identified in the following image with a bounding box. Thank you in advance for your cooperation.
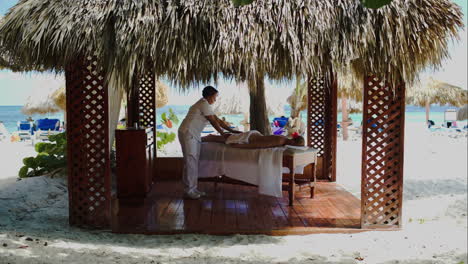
[0,0,466,106]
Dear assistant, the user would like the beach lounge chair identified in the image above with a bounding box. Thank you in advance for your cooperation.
[34,118,61,141]
[17,121,33,141]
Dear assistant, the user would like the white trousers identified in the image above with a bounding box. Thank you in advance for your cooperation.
[178,131,201,193]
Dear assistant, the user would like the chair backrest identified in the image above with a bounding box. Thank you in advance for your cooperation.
[18,121,32,131]
[273,117,289,128]
[36,118,60,131]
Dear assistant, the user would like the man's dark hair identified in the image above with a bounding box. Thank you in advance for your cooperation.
[202,86,219,98]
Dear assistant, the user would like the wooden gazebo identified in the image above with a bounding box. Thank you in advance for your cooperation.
[0,0,463,233]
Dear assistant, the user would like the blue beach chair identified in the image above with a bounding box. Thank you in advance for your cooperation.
[34,118,61,141]
[17,121,33,141]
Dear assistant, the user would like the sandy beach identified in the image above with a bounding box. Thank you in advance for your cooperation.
[0,123,466,264]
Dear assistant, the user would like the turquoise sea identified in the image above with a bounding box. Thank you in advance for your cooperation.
[0,105,464,134]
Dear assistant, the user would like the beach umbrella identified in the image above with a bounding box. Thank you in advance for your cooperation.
[21,78,64,116]
[338,99,362,114]
[407,78,468,123]
[156,81,169,109]
[457,105,468,121]
[52,87,66,111]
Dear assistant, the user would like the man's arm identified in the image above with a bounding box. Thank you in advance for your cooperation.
[205,115,226,135]
[215,116,242,133]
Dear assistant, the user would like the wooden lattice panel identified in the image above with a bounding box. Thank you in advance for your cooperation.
[361,75,405,228]
[307,76,337,181]
[65,56,111,228]
[307,78,326,156]
[137,72,156,128]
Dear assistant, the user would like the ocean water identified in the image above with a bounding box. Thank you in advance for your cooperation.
[0,104,464,134]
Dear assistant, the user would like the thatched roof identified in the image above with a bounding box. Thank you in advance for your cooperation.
[0,0,463,91]
[406,78,468,107]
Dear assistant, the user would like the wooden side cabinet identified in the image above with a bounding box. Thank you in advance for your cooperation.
[115,128,155,200]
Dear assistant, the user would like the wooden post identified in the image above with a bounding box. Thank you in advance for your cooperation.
[361,75,405,229]
[65,56,111,228]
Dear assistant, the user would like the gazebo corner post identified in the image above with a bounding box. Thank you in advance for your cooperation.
[360,75,406,229]
[65,56,111,228]
[306,70,337,182]
[327,70,338,182]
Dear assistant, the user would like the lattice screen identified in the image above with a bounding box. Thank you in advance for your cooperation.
[65,56,111,228]
[307,78,326,155]
[307,76,337,181]
[136,72,156,128]
[361,75,405,228]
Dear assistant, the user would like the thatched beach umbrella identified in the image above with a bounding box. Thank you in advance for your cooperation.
[156,81,169,109]
[407,78,468,123]
[52,87,66,111]
[21,80,64,116]
[456,105,468,121]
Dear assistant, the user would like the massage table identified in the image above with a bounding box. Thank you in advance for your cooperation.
[198,142,318,206]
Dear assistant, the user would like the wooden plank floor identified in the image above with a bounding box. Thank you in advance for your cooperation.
[112,180,362,235]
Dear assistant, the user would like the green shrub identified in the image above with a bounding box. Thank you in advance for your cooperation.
[19,132,67,178]
[156,131,176,150]
[157,108,179,150]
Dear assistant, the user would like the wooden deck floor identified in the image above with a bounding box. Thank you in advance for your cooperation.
[112,180,362,235]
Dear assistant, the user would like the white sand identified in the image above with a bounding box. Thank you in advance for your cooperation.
[0,124,467,264]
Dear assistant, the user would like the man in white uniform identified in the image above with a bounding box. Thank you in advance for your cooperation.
[178,86,241,199]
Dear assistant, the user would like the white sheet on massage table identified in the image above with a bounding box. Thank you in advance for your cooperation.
[198,142,307,197]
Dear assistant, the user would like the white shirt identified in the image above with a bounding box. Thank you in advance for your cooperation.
[178,98,215,141]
